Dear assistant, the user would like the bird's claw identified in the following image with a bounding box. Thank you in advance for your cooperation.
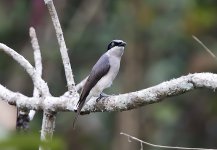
[96,93,110,102]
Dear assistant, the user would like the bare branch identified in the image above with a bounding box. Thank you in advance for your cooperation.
[42,1,77,146]
[75,76,88,92]
[29,27,43,120]
[0,43,35,78]
[39,111,56,150]
[0,84,36,109]
[44,0,76,92]
[0,43,49,96]
[81,72,217,114]
[16,27,43,130]
[30,27,42,77]
[1,73,217,113]
[120,132,217,150]
[192,35,217,60]
[40,111,56,141]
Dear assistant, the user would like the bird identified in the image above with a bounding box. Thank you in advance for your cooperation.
[73,39,126,128]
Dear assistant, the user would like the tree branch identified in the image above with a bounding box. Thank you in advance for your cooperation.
[39,111,56,150]
[16,27,44,131]
[1,73,217,113]
[29,27,43,120]
[0,43,35,78]
[44,0,76,92]
[30,27,43,77]
[75,76,88,92]
[0,43,49,95]
[42,1,78,147]
[81,72,217,113]
[120,132,217,150]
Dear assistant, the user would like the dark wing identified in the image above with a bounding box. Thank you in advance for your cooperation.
[78,54,110,106]
[73,54,110,128]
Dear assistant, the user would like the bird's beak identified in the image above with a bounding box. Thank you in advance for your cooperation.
[120,42,127,47]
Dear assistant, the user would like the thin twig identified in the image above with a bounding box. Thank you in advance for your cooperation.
[44,0,76,92]
[192,35,217,60]
[29,27,43,120]
[120,132,217,150]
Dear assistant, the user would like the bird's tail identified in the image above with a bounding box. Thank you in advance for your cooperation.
[72,100,85,129]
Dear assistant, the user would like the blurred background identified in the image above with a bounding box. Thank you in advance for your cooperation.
[0,0,217,149]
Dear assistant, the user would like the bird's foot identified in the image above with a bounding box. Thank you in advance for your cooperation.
[96,93,110,102]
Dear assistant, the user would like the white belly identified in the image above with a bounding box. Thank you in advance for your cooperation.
[86,56,120,102]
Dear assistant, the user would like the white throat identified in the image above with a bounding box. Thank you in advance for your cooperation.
[107,46,124,58]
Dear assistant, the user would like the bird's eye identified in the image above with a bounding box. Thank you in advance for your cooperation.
[107,41,117,50]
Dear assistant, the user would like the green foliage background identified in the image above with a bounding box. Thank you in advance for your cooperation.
[0,0,217,149]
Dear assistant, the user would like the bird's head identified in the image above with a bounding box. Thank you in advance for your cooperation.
[107,40,126,57]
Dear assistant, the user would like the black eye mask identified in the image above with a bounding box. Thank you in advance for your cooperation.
[107,41,125,50]
[107,42,115,50]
